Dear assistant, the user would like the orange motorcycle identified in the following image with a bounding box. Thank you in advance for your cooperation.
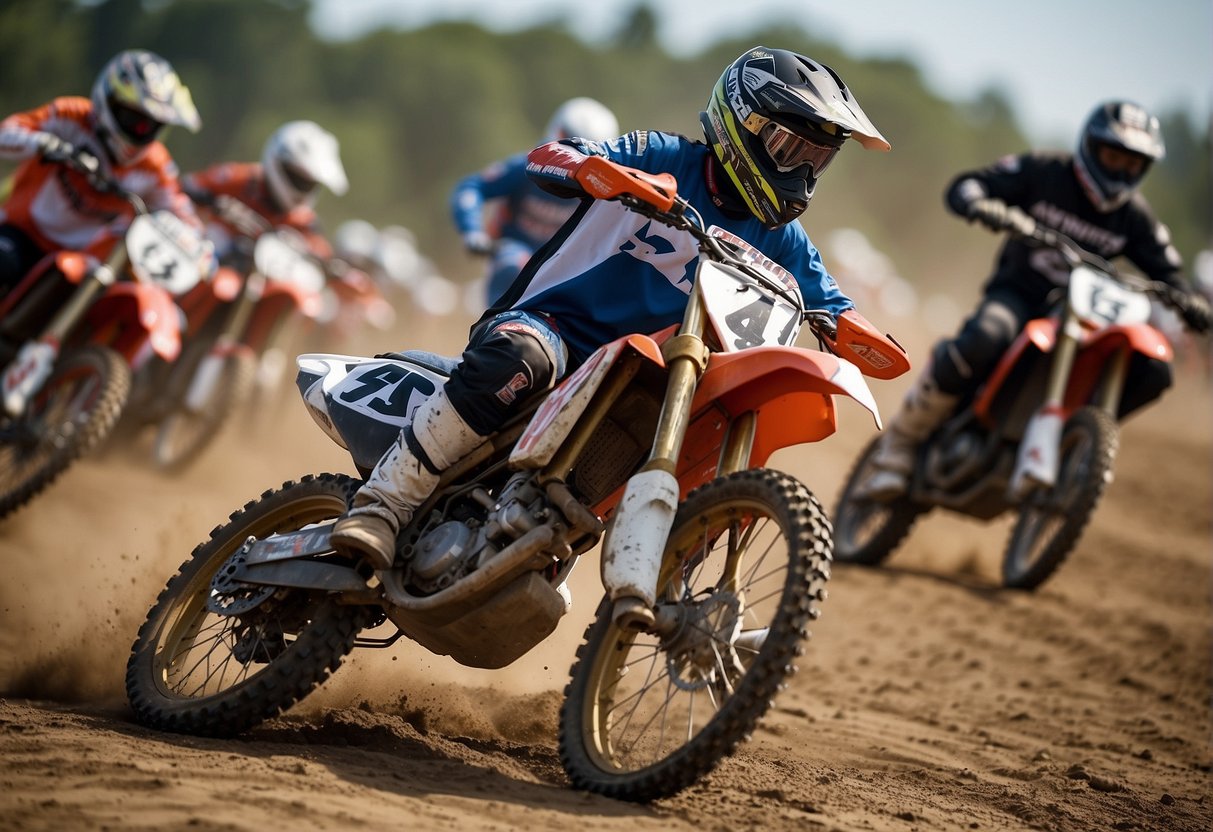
[0,153,209,515]
[125,158,908,801]
[834,208,1185,589]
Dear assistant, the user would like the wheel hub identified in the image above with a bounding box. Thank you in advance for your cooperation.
[664,591,744,692]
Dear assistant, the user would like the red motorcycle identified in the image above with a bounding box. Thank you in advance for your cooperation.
[125,157,909,801]
[128,196,326,471]
[834,209,1185,589]
[0,153,209,516]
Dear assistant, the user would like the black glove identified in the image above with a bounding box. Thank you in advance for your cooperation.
[968,198,1036,237]
[1175,290,1212,334]
[966,198,1008,230]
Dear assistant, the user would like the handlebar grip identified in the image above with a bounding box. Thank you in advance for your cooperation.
[574,156,677,212]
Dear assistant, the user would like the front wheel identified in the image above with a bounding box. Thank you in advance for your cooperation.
[125,473,376,736]
[1002,406,1118,590]
[151,350,256,472]
[832,436,925,565]
[559,469,831,802]
[0,345,130,519]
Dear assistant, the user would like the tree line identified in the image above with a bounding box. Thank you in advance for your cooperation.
[2,0,1208,294]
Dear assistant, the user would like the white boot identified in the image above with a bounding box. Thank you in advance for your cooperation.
[331,388,484,569]
[854,374,958,501]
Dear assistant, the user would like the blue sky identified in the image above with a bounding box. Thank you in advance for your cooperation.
[310,0,1212,146]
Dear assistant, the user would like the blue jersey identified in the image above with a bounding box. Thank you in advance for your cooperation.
[450,152,580,251]
[496,130,853,362]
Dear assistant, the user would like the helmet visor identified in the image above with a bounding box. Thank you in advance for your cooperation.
[759,121,840,175]
[112,101,166,146]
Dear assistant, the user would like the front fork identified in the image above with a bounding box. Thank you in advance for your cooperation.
[180,269,264,412]
[1008,314,1128,499]
[1,245,128,417]
[600,290,711,630]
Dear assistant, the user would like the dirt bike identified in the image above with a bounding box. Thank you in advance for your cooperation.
[0,152,209,516]
[833,207,1186,589]
[128,196,325,472]
[124,157,908,801]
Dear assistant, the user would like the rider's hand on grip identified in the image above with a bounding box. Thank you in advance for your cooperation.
[37,134,74,163]
[1176,290,1212,335]
[574,155,677,212]
[462,230,494,256]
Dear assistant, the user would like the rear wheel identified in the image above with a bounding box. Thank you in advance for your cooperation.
[125,473,375,736]
[152,350,256,472]
[559,469,831,802]
[832,436,925,565]
[0,345,130,519]
[1002,406,1117,590]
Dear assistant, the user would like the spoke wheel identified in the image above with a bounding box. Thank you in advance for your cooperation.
[0,345,130,519]
[152,350,256,472]
[125,473,375,736]
[559,469,831,802]
[832,436,924,565]
[1003,406,1118,590]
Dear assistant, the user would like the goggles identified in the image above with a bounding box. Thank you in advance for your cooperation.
[282,162,319,195]
[112,101,166,146]
[759,121,840,175]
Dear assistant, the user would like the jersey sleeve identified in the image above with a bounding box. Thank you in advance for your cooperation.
[777,224,854,316]
[0,97,91,161]
[944,153,1035,215]
[1123,195,1185,287]
[451,154,531,235]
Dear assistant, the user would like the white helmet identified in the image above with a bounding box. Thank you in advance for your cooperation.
[262,120,349,211]
[334,219,380,267]
[544,97,619,142]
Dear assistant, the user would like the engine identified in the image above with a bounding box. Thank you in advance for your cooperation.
[402,473,552,595]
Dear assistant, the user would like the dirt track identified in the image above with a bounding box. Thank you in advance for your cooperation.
[1,319,1210,832]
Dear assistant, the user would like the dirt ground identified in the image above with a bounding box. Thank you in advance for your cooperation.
[1,316,1210,832]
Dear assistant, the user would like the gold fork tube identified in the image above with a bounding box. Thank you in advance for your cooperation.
[644,289,709,474]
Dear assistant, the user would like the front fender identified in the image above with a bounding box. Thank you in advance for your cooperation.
[84,282,183,364]
[691,346,881,466]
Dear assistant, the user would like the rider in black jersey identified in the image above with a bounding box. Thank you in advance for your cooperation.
[859,100,1212,500]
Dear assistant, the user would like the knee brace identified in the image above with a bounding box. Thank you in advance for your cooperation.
[445,327,557,436]
[931,299,1023,395]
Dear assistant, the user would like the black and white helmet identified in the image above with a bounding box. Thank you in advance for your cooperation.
[700,46,889,227]
[262,120,349,212]
[90,49,200,166]
[1074,100,1165,212]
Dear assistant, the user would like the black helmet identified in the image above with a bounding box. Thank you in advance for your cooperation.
[90,49,200,165]
[700,46,889,227]
[1074,100,1165,212]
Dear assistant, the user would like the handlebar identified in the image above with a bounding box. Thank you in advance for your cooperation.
[998,205,1181,308]
[48,149,147,215]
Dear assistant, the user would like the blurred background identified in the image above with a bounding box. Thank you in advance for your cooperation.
[1,0,1210,337]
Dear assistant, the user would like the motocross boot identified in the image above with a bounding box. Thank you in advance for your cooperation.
[853,373,958,501]
[330,388,484,571]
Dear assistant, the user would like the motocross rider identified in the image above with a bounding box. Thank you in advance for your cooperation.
[857,100,1213,501]
[450,97,620,306]
[331,46,893,579]
[0,49,205,292]
[181,119,349,264]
